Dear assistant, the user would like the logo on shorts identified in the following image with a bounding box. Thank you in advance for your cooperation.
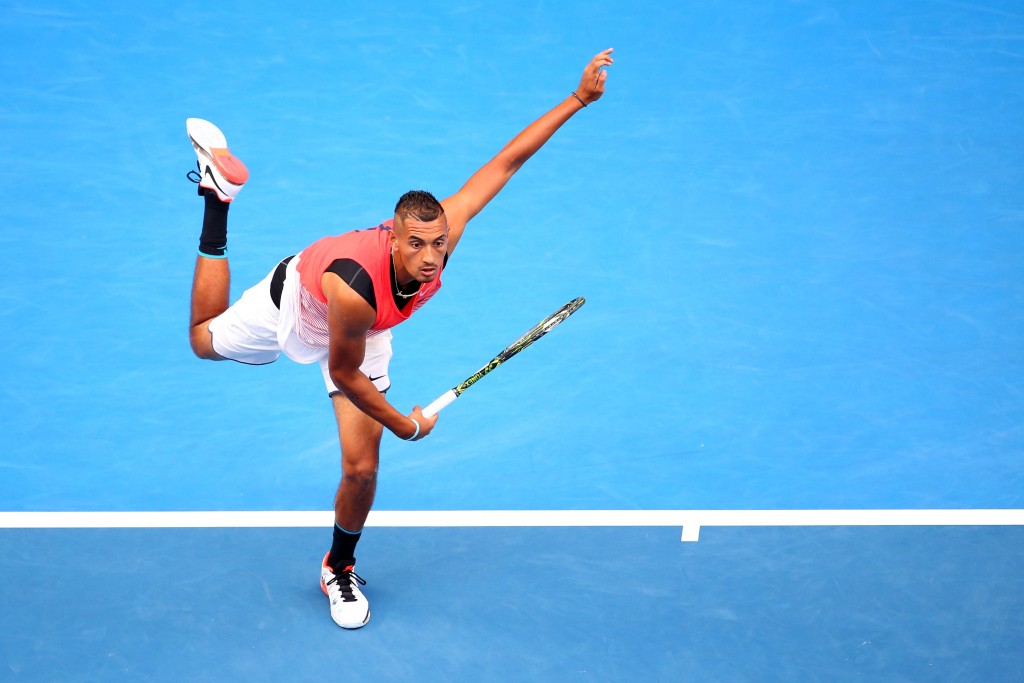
[368,375,386,382]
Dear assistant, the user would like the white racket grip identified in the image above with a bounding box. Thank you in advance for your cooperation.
[422,389,458,418]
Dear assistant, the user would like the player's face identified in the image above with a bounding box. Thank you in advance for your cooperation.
[392,215,448,284]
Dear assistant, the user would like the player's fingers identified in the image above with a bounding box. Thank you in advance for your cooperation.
[585,50,612,75]
[412,405,439,427]
[591,50,613,68]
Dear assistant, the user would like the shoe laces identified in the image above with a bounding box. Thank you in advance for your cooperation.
[186,164,201,185]
[327,567,366,603]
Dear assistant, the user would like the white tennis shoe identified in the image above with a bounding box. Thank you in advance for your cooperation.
[186,118,249,202]
[320,553,370,629]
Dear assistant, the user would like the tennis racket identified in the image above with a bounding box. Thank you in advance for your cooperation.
[421,296,586,417]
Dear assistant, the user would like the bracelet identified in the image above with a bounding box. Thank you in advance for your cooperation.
[571,91,587,108]
[406,418,421,441]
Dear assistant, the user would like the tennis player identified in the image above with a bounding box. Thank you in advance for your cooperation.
[185,49,613,629]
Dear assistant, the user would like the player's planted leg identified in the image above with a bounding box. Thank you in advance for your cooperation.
[319,392,382,629]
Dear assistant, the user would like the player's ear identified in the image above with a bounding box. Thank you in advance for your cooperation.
[390,221,400,251]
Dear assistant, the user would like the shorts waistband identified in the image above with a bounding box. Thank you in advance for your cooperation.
[270,255,296,309]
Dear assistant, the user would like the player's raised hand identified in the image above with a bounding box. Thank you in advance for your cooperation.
[575,48,614,105]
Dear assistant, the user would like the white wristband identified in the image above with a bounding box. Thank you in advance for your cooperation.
[406,418,421,441]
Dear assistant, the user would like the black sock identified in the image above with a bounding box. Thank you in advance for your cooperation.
[328,524,361,570]
[198,190,229,257]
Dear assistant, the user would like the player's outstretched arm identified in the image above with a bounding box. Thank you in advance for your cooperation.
[442,48,614,253]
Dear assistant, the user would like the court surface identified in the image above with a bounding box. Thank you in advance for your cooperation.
[1,1,1022,680]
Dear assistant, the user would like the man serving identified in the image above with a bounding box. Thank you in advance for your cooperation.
[184,49,614,629]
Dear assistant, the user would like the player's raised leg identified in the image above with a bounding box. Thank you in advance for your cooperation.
[189,252,230,359]
[185,118,249,359]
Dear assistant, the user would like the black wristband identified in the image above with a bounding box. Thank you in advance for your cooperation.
[571,92,587,108]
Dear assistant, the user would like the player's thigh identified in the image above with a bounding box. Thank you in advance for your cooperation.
[208,267,282,364]
[331,393,384,475]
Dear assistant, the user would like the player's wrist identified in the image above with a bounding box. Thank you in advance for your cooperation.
[403,417,421,441]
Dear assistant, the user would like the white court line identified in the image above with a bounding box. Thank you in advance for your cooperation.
[1,509,1023,541]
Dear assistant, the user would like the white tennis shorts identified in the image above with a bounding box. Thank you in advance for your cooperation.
[207,253,393,393]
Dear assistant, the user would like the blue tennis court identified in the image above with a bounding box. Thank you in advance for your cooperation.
[2,1,1022,680]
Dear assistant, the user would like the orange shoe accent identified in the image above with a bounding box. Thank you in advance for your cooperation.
[211,148,249,184]
[320,552,331,595]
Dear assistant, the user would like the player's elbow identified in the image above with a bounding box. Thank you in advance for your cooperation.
[329,372,350,396]
[496,149,526,176]
[329,366,361,397]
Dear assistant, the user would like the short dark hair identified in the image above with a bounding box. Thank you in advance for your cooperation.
[394,190,444,223]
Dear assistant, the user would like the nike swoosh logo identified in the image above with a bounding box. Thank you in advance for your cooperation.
[204,165,228,193]
[368,375,386,382]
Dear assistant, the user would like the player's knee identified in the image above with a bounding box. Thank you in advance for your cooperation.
[342,460,378,490]
[189,337,209,359]
[189,325,222,360]
[189,337,215,360]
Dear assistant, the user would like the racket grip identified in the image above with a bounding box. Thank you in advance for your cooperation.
[422,389,458,418]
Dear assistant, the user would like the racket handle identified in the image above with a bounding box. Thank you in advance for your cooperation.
[422,389,458,418]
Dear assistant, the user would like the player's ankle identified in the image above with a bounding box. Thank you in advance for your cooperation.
[198,190,229,257]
